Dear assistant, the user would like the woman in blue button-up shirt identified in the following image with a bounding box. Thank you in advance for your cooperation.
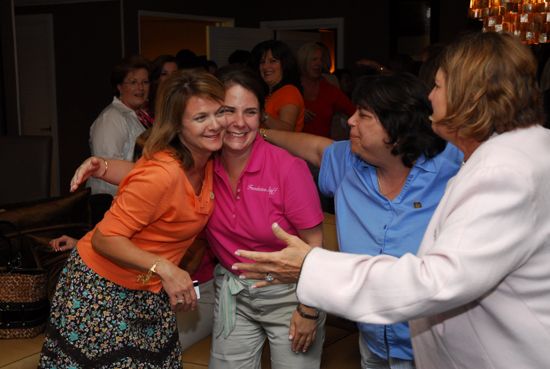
[255,72,462,369]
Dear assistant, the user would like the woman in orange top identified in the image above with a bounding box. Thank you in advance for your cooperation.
[250,40,305,132]
[38,70,226,369]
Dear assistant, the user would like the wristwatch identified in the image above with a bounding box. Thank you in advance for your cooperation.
[296,304,320,320]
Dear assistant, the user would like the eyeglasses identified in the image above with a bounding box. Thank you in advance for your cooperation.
[123,80,150,87]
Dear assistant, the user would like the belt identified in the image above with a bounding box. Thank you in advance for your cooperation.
[213,264,255,338]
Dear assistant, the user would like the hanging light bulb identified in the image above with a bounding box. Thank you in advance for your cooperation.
[469,0,550,44]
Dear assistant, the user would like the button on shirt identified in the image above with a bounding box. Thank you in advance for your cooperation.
[318,141,462,360]
[207,135,323,272]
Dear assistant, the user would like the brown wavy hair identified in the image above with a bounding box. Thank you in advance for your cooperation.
[142,69,225,169]
[436,32,543,142]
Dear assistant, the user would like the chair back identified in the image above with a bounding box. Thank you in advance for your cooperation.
[0,135,52,206]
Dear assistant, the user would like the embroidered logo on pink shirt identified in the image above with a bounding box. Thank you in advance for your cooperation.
[247,184,279,195]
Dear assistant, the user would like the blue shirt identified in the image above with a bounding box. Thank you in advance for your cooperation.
[319,140,462,360]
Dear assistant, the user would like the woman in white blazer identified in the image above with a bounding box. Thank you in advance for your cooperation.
[233,32,550,369]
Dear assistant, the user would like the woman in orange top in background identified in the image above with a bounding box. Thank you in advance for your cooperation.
[38,70,226,369]
[250,40,305,132]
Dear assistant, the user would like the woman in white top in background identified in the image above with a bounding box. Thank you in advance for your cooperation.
[88,55,151,196]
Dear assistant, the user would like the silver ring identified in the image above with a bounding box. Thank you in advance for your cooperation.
[265,273,274,282]
[177,299,184,304]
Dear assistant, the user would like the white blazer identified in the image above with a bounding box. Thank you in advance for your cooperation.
[297,125,550,369]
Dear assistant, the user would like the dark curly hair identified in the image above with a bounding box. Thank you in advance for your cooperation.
[352,73,446,167]
[249,39,302,95]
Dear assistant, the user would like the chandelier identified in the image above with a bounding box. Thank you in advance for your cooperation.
[469,0,550,44]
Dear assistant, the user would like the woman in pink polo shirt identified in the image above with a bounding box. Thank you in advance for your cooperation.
[70,66,325,368]
[207,65,325,369]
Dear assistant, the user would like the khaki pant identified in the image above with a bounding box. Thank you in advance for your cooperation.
[209,272,325,369]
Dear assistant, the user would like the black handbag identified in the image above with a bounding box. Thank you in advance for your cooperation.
[0,221,49,339]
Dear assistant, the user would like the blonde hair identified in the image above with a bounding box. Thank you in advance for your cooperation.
[297,42,331,75]
[437,32,542,142]
[143,69,225,169]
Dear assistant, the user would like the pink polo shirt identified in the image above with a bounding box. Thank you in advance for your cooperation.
[206,135,323,272]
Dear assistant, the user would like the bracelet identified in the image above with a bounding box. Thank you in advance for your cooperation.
[296,304,320,320]
[137,259,161,284]
[100,159,108,178]
[259,128,268,140]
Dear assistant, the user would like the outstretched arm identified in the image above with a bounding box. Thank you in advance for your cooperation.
[70,157,135,192]
[262,129,333,167]
[236,163,542,325]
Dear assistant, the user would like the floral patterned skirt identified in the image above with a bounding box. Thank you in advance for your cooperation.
[38,249,182,369]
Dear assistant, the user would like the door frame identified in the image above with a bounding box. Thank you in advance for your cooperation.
[260,18,345,67]
[137,11,234,58]
[15,13,60,196]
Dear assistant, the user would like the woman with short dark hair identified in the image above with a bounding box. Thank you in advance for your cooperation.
[250,72,462,368]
